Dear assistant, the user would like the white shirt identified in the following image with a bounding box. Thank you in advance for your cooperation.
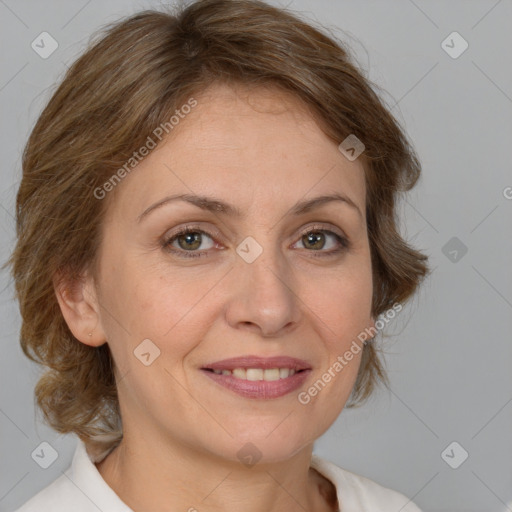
[14,439,422,512]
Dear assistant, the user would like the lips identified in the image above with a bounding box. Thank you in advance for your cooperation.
[200,355,312,399]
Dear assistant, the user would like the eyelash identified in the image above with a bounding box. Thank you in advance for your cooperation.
[161,224,350,259]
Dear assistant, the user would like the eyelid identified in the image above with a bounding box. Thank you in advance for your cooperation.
[296,222,347,240]
[161,221,350,258]
[164,223,223,243]
[292,223,350,253]
[166,221,346,240]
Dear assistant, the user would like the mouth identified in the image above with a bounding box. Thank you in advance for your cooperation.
[202,367,305,381]
[200,355,312,399]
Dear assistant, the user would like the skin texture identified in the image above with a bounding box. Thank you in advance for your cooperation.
[55,82,375,512]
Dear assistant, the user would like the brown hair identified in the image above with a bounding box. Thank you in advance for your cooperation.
[5,0,429,450]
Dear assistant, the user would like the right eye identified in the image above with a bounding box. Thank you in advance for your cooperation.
[161,225,219,258]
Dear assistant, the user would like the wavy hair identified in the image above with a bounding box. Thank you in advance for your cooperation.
[5,0,429,453]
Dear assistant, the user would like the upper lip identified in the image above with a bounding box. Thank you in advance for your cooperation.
[201,355,312,372]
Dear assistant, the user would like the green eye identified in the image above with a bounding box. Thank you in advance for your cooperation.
[162,224,350,259]
[162,227,215,258]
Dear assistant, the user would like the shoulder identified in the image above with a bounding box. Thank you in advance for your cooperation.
[311,454,422,512]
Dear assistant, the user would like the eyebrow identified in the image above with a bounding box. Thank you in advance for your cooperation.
[137,192,363,223]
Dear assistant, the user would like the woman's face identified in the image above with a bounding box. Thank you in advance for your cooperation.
[89,83,374,463]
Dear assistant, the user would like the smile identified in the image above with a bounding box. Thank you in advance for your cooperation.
[206,367,299,380]
[200,355,312,399]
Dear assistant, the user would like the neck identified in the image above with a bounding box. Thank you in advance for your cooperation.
[95,427,337,512]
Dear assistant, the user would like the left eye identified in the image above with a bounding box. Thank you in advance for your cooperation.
[293,229,347,253]
[162,226,349,259]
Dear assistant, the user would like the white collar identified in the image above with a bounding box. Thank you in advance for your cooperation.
[67,439,133,511]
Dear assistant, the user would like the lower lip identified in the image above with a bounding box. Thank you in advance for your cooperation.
[201,369,311,399]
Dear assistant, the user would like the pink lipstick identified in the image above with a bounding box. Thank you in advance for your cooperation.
[201,355,311,399]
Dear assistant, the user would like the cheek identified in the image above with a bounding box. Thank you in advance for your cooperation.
[112,263,224,369]
[303,264,373,344]
[136,274,218,338]
[101,255,202,336]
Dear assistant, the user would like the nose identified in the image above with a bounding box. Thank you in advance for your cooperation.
[224,242,301,338]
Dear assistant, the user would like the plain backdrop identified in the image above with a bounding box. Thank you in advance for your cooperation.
[1,1,511,511]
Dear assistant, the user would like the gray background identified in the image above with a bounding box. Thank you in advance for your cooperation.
[1,1,511,511]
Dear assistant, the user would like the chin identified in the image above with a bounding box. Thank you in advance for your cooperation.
[214,424,317,466]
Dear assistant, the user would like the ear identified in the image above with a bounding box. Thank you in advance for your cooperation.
[53,269,107,347]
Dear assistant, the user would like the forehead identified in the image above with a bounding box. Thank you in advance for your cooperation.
[106,82,367,224]
[178,82,336,150]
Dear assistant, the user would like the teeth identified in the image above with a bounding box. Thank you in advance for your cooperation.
[232,368,246,379]
[246,368,263,381]
[279,368,289,379]
[263,368,280,381]
[210,368,299,381]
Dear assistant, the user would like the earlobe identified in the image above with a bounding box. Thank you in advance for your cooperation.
[53,270,107,347]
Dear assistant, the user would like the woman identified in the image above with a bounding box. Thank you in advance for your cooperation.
[8,0,429,510]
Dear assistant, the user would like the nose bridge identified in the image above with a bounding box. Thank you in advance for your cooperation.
[239,232,292,297]
[225,231,300,336]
